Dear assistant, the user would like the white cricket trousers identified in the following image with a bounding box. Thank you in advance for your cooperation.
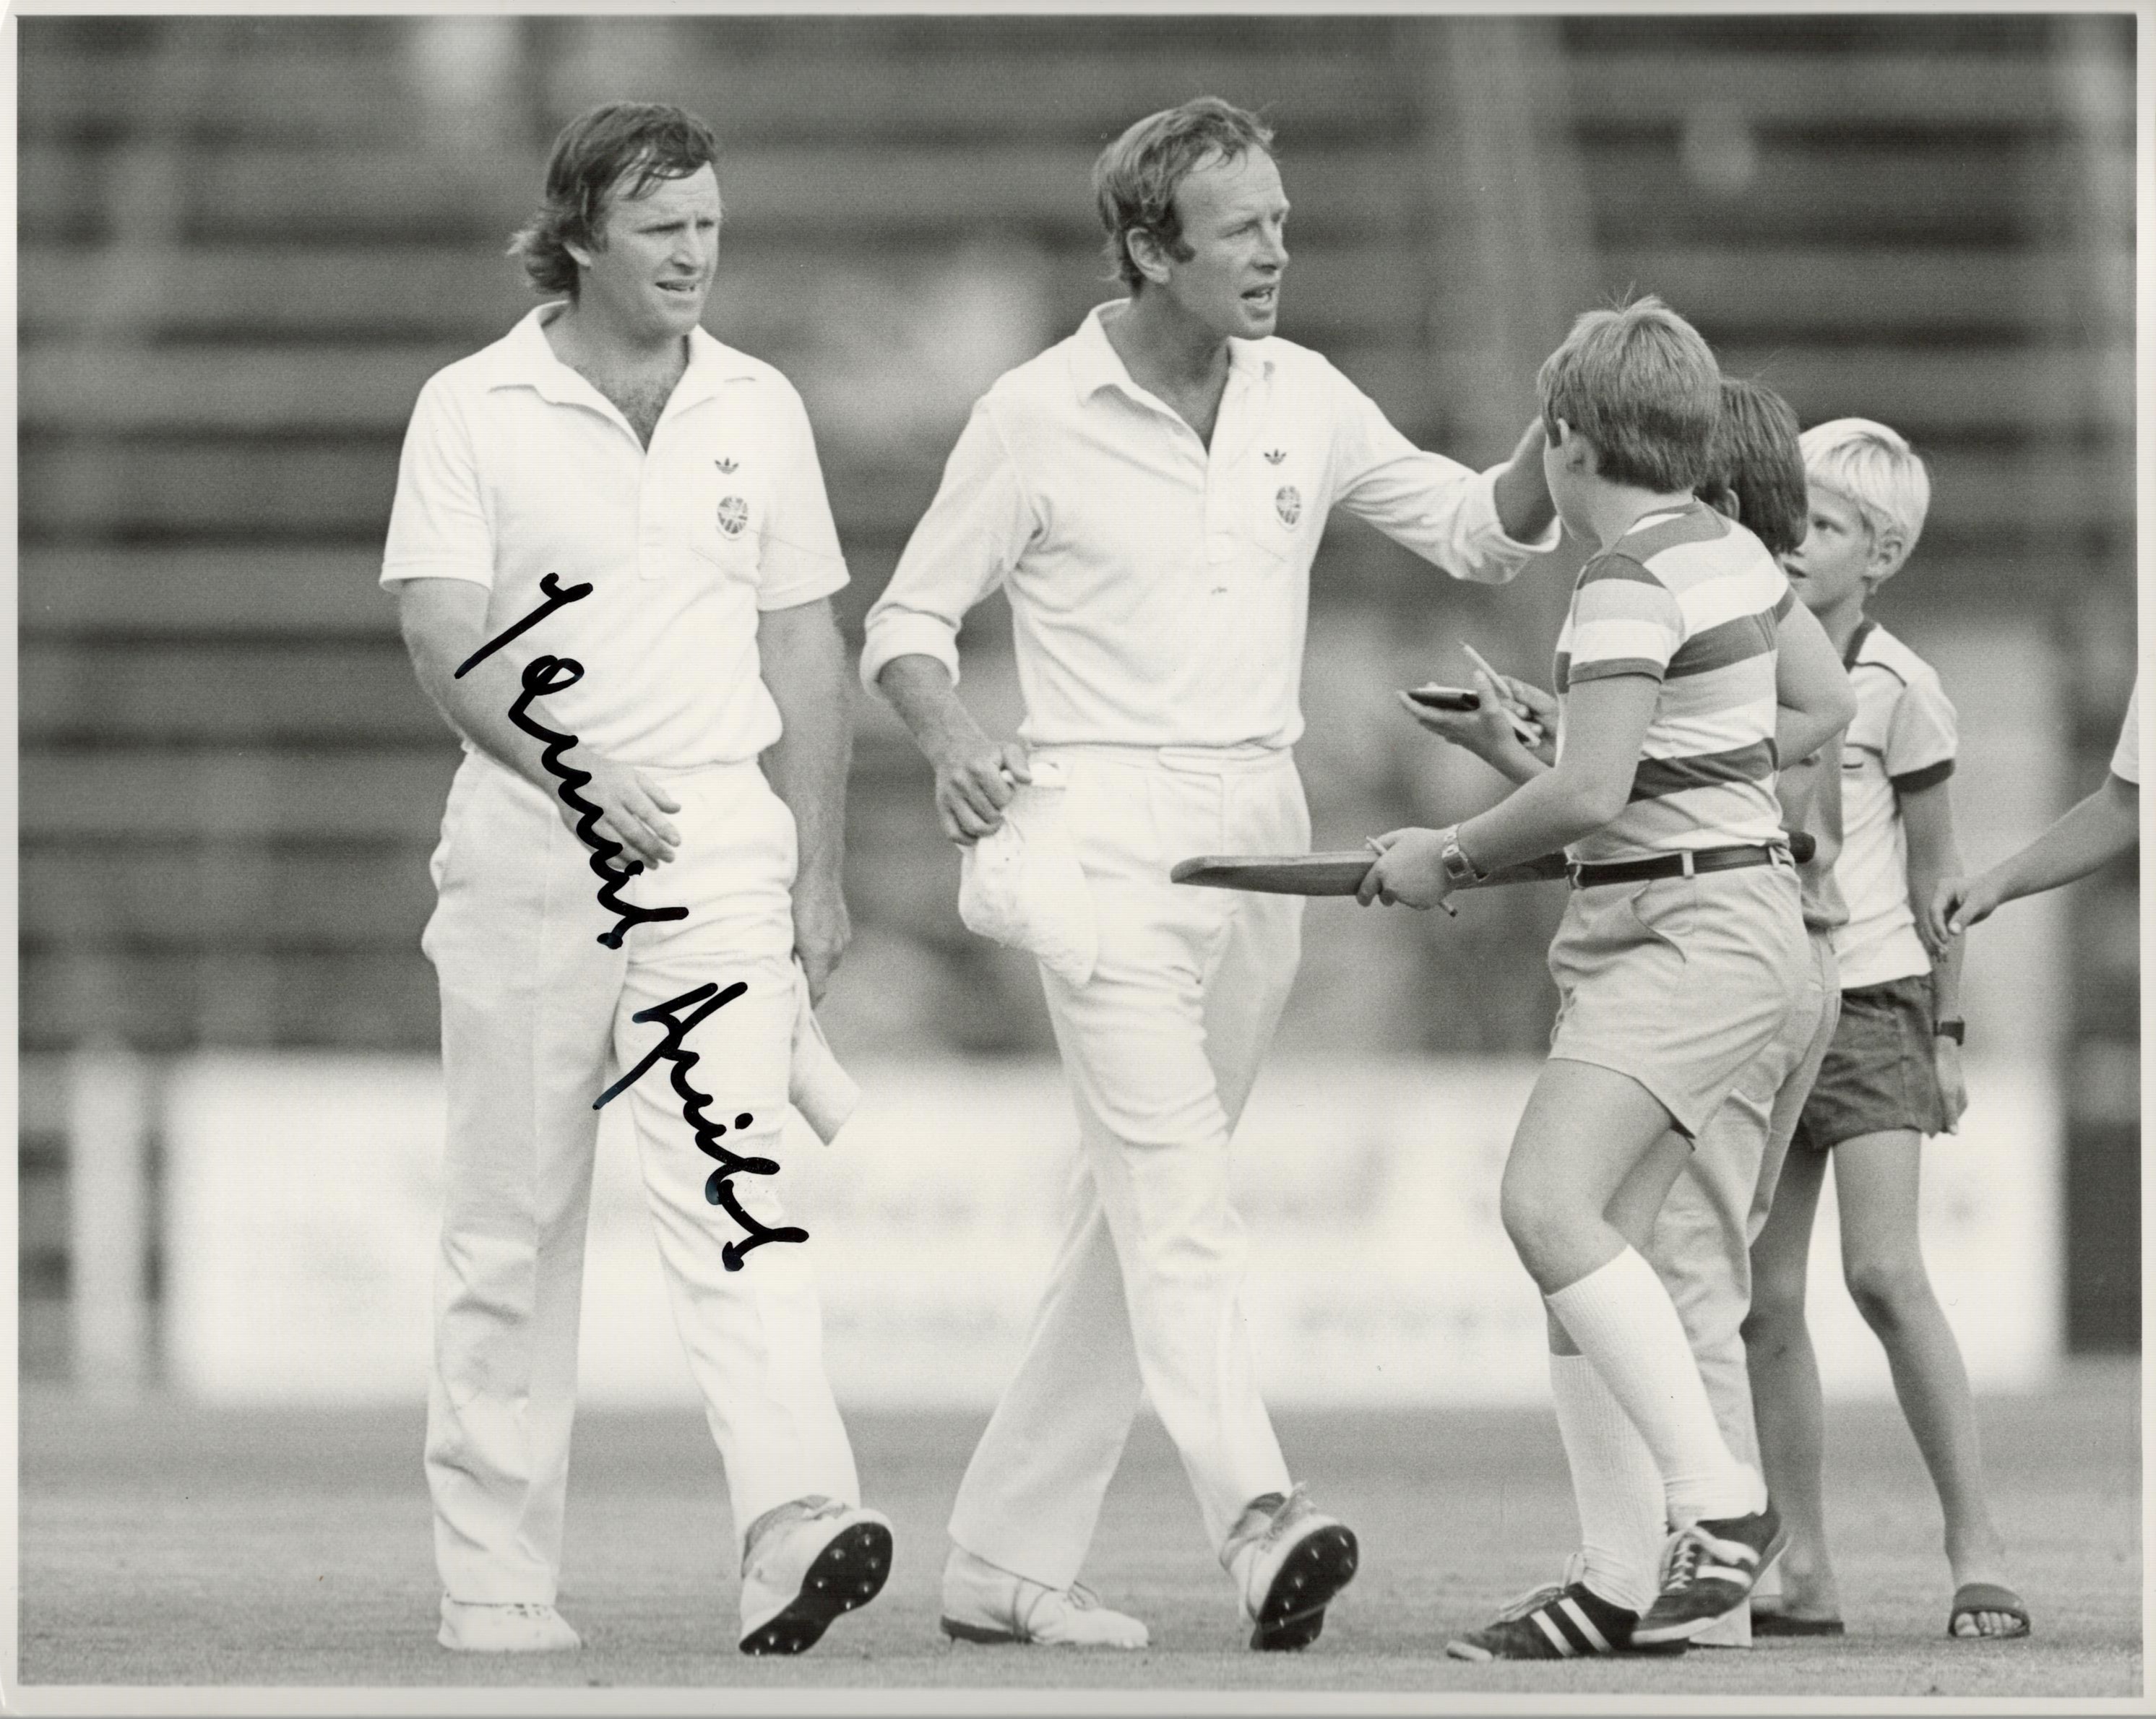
[421,751,857,1604]
[949,744,1306,1588]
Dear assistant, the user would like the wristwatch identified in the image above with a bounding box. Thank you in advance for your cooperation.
[1934,1017,1966,1046]
[1438,825,1486,887]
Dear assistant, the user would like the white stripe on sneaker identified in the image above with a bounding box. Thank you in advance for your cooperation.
[1559,1597,1611,1653]
[1530,1610,1576,1656]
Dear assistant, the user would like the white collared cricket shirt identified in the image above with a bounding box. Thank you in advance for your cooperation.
[383,305,848,769]
[860,301,1555,750]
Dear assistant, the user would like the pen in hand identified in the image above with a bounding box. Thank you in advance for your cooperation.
[1458,641,1544,748]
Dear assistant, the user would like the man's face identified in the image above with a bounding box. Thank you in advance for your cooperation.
[1148,149,1289,339]
[572,163,721,344]
[1782,481,1883,616]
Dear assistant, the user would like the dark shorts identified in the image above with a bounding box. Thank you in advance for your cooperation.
[1792,972,1948,1150]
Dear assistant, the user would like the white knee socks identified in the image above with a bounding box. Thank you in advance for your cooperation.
[1548,1350,1664,1614]
[1545,1248,1764,1527]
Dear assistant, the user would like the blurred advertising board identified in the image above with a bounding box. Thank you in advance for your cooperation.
[162,1055,2059,1406]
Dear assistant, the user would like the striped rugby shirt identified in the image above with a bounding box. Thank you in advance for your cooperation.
[1832,619,1957,989]
[1554,500,1793,864]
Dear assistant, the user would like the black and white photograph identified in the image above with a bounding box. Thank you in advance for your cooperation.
[12,4,2145,1711]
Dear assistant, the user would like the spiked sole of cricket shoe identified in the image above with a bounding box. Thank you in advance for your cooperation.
[1251,1525,1359,1651]
[738,1522,892,1656]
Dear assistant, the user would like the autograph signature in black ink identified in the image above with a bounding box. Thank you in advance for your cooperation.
[457,573,688,951]
[453,571,592,680]
[509,657,691,949]
[454,576,802,1267]
[595,981,807,1271]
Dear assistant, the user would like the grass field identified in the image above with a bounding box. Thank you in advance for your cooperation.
[14,1359,2140,1707]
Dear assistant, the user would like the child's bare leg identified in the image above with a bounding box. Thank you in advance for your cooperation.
[1832,1129,2015,1626]
[1742,1144,1837,1619]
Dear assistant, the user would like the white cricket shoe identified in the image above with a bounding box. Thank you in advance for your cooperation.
[437,1596,582,1653]
[737,1496,893,1656]
[1223,1484,1359,1651]
[939,1546,1149,1649]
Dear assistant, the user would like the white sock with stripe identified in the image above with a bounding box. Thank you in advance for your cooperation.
[1548,1349,1663,1615]
[1545,1248,1764,1528]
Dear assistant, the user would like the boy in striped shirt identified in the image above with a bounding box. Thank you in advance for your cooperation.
[1360,298,1853,1649]
[1742,418,2027,1642]
[1409,377,1855,1658]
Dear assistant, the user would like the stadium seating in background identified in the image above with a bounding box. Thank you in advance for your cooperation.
[17,15,2137,1374]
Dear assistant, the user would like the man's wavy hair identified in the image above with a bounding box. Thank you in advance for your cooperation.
[1092,98,1275,292]
[509,102,722,298]
[1537,294,1720,495]
[1702,376,1807,556]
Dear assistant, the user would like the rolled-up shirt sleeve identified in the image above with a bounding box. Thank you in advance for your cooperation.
[859,397,1036,694]
[381,375,494,588]
[1325,364,1558,584]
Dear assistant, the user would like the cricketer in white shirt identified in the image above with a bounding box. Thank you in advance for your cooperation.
[387,280,874,1641]
[862,297,1556,1606]
[863,305,1544,749]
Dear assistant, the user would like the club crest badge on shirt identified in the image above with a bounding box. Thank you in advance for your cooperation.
[1274,485,1301,527]
[717,494,749,538]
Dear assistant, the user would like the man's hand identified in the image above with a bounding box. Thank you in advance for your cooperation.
[1491,418,1557,546]
[932,738,1032,845]
[1935,1037,1969,1133]
[1355,827,1455,910]
[576,755,683,869]
[791,869,852,1005]
[1932,869,2004,940]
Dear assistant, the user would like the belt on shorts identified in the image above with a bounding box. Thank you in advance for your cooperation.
[1568,842,1794,889]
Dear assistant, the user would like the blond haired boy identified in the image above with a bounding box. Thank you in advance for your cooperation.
[1743,418,2027,1641]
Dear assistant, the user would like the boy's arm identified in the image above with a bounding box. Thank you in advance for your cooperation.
[1899,776,1967,1129]
[1397,668,1556,786]
[1773,738,1834,845]
[1358,671,1660,908]
[1933,772,2140,938]
[1775,598,1858,767]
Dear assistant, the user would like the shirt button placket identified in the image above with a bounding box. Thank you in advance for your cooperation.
[1203,455,1233,595]
[638,452,664,580]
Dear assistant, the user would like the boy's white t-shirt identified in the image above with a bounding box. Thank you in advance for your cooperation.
[1831,620,1957,990]
[2110,678,2141,785]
